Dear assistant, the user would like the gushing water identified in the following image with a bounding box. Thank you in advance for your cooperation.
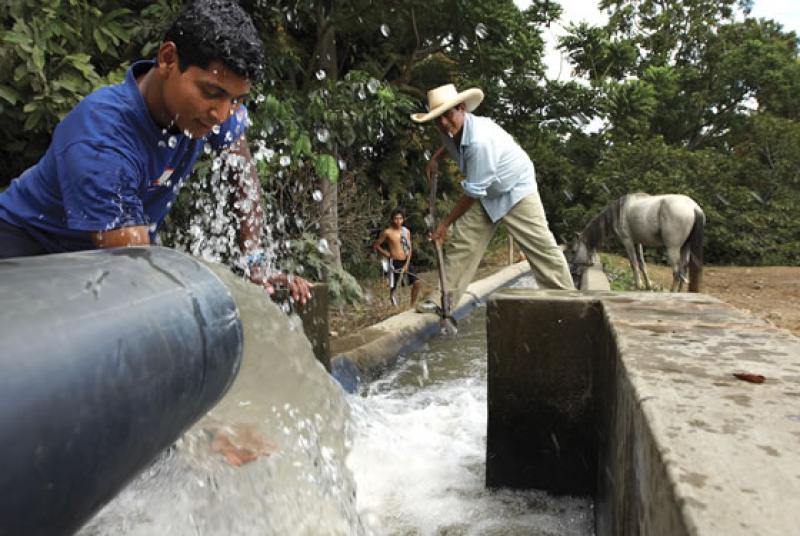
[348,306,594,536]
[79,266,362,535]
[81,272,592,535]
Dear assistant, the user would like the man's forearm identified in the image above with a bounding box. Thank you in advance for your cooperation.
[233,139,264,254]
[443,195,477,227]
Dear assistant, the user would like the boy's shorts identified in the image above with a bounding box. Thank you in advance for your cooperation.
[390,259,418,290]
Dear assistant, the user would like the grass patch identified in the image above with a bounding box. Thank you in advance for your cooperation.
[599,253,672,291]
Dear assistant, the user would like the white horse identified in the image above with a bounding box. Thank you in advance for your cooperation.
[568,193,705,292]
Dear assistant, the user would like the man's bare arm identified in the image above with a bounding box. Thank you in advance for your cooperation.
[91,226,150,248]
[230,136,312,304]
[426,145,449,180]
[231,136,264,255]
[430,194,476,244]
[373,230,391,258]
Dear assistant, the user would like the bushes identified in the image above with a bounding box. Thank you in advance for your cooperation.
[0,0,180,182]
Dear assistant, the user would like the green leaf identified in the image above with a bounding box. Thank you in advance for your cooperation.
[314,154,339,184]
[292,133,312,157]
[31,47,45,73]
[13,63,28,82]
[93,28,108,53]
[23,108,43,130]
[0,85,21,105]
[2,31,32,46]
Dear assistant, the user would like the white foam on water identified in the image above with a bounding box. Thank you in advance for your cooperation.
[347,307,594,536]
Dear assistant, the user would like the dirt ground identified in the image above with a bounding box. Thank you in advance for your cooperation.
[644,263,800,336]
[330,251,800,339]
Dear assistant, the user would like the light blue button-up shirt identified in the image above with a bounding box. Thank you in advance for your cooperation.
[441,113,537,222]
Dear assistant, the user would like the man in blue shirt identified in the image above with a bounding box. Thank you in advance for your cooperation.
[411,83,574,313]
[0,0,310,303]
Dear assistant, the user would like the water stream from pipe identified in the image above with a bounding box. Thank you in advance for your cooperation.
[79,271,592,535]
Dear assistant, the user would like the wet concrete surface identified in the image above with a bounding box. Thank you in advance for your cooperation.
[487,289,800,536]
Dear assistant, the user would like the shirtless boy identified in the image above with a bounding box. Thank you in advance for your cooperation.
[373,208,421,306]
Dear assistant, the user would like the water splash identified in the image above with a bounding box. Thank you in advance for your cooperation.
[79,268,363,536]
[348,308,593,535]
[366,79,379,95]
[379,24,390,38]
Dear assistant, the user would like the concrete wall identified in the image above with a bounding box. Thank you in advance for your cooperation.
[486,292,602,494]
[272,284,330,371]
[487,290,800,536]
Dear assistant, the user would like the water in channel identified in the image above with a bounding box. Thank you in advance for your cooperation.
[80,271,592,535]
[349,304,593,536]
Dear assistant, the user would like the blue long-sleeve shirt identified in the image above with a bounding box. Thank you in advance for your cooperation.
[441,113,537,222]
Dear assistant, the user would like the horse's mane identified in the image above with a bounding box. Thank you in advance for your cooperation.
[579,194,632,250]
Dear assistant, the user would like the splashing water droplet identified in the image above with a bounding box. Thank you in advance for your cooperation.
[279,155,291,167]
[338,158,346,170]
[316,69,327,81]
[211,124,221,135]
[256,94,266,103]
[475,23,488,39]
[367,78,379,94]
[358,87,366,100]
[158,140,167,148]
[312,190,323,202]
[316,128,330,143]
[380,24,390,37]
[203,142,212,155]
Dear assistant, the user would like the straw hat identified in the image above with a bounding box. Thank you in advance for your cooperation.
[410,84,484,123]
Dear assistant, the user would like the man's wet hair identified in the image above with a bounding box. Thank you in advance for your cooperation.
[164,0,265,81]
[390,208,405,220]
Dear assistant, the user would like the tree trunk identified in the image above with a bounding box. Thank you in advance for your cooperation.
[317,9,342,269]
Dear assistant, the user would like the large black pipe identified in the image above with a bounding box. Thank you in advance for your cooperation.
[0,247,243,535]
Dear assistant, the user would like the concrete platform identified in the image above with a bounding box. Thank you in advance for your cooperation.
[487,289,800,536]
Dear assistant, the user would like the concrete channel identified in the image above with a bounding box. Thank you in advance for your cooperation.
[486,285,800,535]
[319,254,800,535]
[329,260,532,389]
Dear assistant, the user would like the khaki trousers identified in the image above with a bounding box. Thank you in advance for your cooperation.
[435,192,574,307]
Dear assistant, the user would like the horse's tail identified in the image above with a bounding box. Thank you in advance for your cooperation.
[685,207,705,292]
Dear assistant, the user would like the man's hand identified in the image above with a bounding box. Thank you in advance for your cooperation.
[209,423,276,467]
[425,145,448,182]
[249,265,313,305]
[430,223,448,245]
[425,158,439,183]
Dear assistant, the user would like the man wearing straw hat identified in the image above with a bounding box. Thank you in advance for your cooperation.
[411,83,574,313]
